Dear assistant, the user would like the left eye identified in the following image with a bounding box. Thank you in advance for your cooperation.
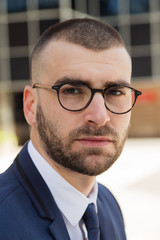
[61,87,82,95]
[107,89,125,96]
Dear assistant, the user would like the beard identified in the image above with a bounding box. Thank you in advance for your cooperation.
[36,104,128,176]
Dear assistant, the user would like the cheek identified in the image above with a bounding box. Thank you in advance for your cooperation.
[43,103,81,136]
[112,113,131,134]
[56,112,83,134]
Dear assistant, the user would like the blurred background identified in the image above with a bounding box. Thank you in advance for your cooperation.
[0,0,160,239]
[0,0,160,145]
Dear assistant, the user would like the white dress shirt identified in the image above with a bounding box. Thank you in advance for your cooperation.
[28,140,98,240]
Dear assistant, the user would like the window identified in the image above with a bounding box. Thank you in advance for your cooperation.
[9,22,28,47]
[7,0,27,13]
[38,0,59,9]
[100,0,118,16]
[10,57,29,80]
[130,0,149,14]
[131,23,150,46]
[40,19,59,35]
[132,56,152,77]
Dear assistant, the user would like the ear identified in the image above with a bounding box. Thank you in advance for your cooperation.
[23,86,37,126]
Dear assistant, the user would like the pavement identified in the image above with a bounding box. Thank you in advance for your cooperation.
[0,138,160,240]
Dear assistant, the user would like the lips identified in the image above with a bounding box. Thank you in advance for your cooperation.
[76,137,113,147]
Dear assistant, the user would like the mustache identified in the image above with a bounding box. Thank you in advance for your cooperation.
[69,125,118,140]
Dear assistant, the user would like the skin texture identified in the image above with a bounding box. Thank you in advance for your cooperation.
[24,40,132,196]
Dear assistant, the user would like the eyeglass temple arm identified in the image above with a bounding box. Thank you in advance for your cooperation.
[32,83,53,90]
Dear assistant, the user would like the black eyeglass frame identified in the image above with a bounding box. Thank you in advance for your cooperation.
[33,82,142,114]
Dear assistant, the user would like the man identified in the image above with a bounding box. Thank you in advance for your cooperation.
[0,18,142,239]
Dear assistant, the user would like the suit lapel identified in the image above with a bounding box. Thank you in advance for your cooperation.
[49,215,70,240]
[98,199,110,240]
[13,143,70,240]
[97,184,115,240]
[97,184,126,240]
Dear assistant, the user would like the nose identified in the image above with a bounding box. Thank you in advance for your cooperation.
[84,93,111,127]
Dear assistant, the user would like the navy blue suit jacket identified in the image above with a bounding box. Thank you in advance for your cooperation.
[0,143,126,239]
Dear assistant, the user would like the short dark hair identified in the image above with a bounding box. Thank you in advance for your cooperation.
[31,18,126,81]
[33,18,124,53]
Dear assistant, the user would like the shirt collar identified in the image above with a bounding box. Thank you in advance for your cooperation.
[28,140,98,227]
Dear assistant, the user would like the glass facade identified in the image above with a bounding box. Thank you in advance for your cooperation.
[9,22,28,46]
[100,0,119,16]
[0,0,159,82]
[10,57,29,81]
[132,56,152,77]
[130,0,149,14]
[130,23,150,46]
[40,19,59,35]
[7,0,27,13]
[39,0,59,9]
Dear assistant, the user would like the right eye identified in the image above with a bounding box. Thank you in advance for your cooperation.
[60,84,84,96]
[108,89,125,96]
[106,87,127,97]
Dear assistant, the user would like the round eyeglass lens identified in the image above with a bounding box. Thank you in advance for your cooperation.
[104,86,135,113]
[59,83,91,111]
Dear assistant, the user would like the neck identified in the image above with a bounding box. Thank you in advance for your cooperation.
[49,160,96,197]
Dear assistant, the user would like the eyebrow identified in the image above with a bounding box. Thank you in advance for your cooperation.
[54,76,90,86]
[54,76,131,88]
[104,81,131,88]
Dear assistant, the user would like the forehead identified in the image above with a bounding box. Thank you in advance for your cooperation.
[39,40,132,86]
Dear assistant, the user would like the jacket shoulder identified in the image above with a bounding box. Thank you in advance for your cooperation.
[0,166,20,204]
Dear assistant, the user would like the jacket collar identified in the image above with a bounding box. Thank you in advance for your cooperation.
[13,142,70,240]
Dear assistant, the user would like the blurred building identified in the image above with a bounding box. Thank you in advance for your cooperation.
[0,0,160,145]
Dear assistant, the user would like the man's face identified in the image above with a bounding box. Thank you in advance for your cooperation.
[33,41,132,176]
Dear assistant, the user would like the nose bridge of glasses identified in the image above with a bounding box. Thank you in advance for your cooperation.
[92,88,105,97]
[90,88,106,107]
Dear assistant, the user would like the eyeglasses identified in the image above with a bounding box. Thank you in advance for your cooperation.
[33,81,142,114]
